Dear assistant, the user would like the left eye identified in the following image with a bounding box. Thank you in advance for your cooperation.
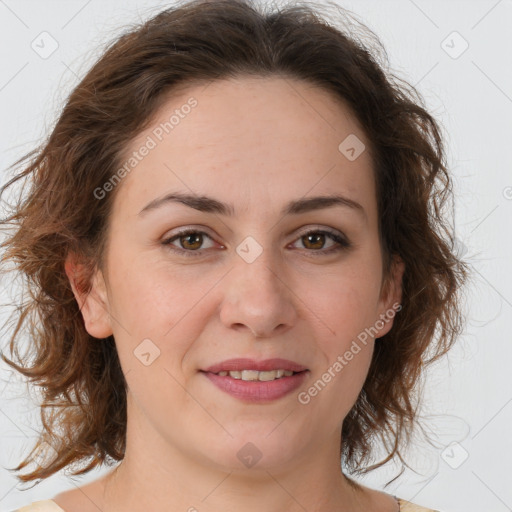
[292,229,349,252]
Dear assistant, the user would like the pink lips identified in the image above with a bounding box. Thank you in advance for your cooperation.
[201,358,309,403]
[202,371,309,403]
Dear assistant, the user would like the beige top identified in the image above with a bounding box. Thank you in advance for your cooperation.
[399,498,440,511]
[12,497,441,511]
[13,501,65,512]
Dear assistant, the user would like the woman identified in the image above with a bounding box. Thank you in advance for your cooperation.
[0,0,467,511]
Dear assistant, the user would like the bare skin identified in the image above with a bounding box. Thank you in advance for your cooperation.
[53,470,401,512]
[61,76,404,512]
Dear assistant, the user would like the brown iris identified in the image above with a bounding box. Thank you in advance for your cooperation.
[302,232,326,250]
[179,232,203,250]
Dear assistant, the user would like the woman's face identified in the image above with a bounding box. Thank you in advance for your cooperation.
[70,77,403,472]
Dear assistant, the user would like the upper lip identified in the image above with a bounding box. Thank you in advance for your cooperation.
[202,358,308,373]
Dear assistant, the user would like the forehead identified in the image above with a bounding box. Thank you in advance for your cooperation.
[114,76,376,219]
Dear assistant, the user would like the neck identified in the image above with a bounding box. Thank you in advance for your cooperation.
[99,397,372,512]
[103,462,367,512]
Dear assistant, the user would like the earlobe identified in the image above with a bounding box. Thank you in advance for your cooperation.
[64,253,113,339]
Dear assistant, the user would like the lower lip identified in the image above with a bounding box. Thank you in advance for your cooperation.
[201,371,309,403]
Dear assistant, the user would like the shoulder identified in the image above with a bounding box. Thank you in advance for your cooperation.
[10,500,66,512]
[397,497,442,512]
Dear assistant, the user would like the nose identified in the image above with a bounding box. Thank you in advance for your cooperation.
[219,250,298,338]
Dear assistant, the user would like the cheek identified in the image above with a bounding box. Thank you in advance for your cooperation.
[297,266,380,400]
[104,252,221,373]
[106,247,204,329]
[302,263,383,341]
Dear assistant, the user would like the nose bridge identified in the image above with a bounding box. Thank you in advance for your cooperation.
[219,241,297,337]
[238,247,283,296]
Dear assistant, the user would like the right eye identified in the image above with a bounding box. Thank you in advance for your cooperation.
[161,229,220,257]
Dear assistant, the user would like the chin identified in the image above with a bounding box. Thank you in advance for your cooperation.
[193,429,308,474]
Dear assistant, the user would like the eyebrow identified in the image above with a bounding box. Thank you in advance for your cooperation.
[138,192,366,220]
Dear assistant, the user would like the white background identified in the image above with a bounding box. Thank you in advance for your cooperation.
[0,1,511,511]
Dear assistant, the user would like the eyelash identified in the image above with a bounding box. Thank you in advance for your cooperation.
[161,228,351,258]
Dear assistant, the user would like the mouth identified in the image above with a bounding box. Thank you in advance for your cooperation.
[199,358,310,403]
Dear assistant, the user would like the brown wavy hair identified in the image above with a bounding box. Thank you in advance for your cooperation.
[0,0,468,486]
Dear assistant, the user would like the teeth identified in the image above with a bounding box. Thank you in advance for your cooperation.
[215,369,296,381]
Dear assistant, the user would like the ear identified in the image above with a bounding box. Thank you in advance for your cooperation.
[374,254,405,339]
[64,252,113,339]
